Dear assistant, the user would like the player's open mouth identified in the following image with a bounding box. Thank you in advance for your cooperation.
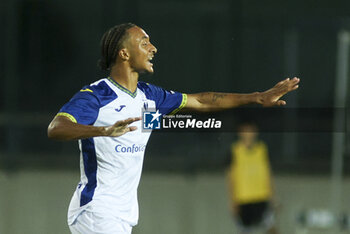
[148,57,153,66]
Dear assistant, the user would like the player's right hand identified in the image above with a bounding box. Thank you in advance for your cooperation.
[104,117,142,137]
[258,77,300,107]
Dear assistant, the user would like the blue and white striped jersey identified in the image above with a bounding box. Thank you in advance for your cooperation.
[57,77,186,226]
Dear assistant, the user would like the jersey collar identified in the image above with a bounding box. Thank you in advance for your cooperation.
[107,77,137,98]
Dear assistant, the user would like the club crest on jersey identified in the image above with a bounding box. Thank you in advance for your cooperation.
[143,110,161,129]
[143,102,148,110]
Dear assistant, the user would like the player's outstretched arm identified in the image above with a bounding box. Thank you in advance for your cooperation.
[182,77,300,112]
[47,116,141,141]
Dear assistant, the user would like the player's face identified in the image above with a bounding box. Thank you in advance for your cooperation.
[238,125,258,144]
[126,26,157,74]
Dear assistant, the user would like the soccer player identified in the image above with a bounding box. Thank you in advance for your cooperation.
[227,122,279,234]
[47,23,299,234]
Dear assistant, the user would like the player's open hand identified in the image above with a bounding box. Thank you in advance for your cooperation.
[104,117,142,137]
[258,77,300,107]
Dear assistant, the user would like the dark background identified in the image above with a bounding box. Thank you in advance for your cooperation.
[1,0,350,174]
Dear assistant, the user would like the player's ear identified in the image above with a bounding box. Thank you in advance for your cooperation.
[119,48,129,61]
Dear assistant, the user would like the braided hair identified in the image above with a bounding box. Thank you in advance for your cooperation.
[98,23,136,71]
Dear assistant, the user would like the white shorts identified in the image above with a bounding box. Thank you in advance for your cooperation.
[69,210,132,234]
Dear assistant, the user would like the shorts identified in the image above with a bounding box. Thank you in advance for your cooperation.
[69,210,132,234]
[237,201,274,228]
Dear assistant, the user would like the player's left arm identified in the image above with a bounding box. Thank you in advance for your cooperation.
[181,77,300,112]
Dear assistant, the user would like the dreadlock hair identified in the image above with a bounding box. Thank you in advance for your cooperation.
[98,23,136,71]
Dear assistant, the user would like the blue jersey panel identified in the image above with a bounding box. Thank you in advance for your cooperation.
[59,90,99,125]
[59,81,118,125]
[91,81,119,107]
[80,138,98,206]
[138,82,183,115]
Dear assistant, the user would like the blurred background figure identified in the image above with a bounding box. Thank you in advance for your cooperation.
[227,122,279,234]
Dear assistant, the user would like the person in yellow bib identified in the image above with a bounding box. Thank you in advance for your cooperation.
[227,122,279,234]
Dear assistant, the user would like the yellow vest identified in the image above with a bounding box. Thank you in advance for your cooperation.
[228,141,272,204]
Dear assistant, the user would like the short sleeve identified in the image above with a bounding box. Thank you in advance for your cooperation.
[57,88,100,125]
[138,82,187,115]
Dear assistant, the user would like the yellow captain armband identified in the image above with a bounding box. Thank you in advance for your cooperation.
[80,88,93,93]
[169,94,188,115]
[56,112,77,123]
